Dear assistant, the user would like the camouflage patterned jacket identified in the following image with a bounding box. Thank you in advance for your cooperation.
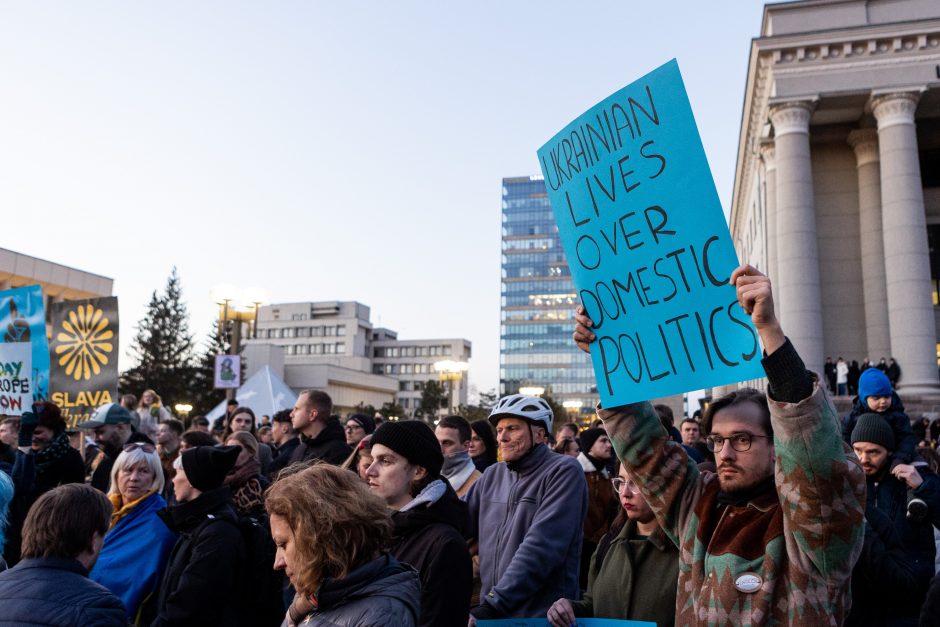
[599,343,866,626]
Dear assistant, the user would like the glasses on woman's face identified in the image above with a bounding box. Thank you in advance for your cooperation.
[345,424,364,433]
[611,477,640,495]
[123,442,156,454]
[705,432,771,453]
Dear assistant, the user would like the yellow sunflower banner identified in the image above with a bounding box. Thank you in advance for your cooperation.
[49,296,120,427]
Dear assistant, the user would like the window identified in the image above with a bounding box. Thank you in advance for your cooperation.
[337,325,346,336]
[325,326,335,336]
[324,344,334,354]
[443,345,452,356]
[335,342,345,353]
[399,381,410,391]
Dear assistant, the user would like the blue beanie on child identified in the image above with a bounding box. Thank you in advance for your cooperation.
[858,368,892,406]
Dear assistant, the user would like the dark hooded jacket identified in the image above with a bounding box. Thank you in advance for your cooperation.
[847,501,923,626]
[285,554,421,627]
[0,557,126,626]
[151,487,246,627]
[390,480,472,627]
[842,393,916,468]
[288,417,351,467]
[861,465,940,625]
[4,445,85,566]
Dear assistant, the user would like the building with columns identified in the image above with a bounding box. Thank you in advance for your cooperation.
[730,0,940,398]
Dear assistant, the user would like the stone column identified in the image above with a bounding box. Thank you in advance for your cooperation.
[872,90,939,394]
[770,100,824,376]
[848,128,891,360]
[760,140,778,286]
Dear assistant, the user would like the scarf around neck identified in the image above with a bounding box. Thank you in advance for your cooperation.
[441,450,472,478]
[35,431,72,472]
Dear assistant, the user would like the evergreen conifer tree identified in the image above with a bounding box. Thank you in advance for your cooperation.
[120,268,198,410]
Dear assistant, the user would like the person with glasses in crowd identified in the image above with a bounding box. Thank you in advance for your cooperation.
[573,264,865,625]
[89,441,177,625]
[345,413,375,447]
[548,466,678,626]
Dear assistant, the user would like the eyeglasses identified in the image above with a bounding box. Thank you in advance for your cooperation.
[123,442,156,454]
[345,424,364,432]
[611,478,640,495]
[705,433,771,453]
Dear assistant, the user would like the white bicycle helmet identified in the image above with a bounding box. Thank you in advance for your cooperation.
[488,394,554,433]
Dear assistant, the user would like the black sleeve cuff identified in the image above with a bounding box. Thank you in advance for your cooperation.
[469,602,499,620]
[761,337,813,403]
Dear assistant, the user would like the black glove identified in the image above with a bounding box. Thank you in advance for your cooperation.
[18,405,40,448]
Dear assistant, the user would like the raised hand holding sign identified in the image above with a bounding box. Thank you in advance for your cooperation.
[539,59,765,406]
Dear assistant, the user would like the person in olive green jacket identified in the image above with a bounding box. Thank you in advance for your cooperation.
[547,465,678,627]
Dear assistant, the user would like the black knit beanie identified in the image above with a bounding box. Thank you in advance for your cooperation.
[347,412,376,435]
[181,445,241,492]
[579,427,606,454]
[370,420,443,478]
[851,413,895,451]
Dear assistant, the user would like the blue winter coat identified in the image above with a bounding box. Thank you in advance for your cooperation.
[0,557,126,626]
[91,492,177,622]
[466,443,588,618]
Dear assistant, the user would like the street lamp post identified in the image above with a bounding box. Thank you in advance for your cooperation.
[212,286,267,401]
[433,360,470,416]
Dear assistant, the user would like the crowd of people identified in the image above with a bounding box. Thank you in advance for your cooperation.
[0,265,939,626]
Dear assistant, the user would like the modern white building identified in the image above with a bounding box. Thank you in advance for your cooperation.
[729,0,940,400]
[245,300,471,416]
[372,330,472,415]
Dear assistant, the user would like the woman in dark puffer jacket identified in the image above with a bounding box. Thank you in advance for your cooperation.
[266,463,421,627]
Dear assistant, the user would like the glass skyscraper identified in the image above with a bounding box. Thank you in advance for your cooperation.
[500,175,597,420]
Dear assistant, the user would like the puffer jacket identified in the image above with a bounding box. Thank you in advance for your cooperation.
[0,557,126,626]
[390,480,471,627]
[465,443,588,618]
[284,554,421,627]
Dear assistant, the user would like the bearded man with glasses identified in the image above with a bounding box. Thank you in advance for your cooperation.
[573,264,866,626]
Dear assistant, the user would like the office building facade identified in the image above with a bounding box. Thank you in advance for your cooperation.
[500,175,598,417]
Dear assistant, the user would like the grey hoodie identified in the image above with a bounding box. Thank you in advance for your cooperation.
[466,443,588,618]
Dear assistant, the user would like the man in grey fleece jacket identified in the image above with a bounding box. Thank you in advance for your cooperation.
[465,394,588,622]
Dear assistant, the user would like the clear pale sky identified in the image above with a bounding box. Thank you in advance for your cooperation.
[0,1,768,397]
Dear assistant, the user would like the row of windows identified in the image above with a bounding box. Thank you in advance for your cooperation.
[502,265,569,279]
[502,224,559,237]
[285,342,346,355]
[500,337,577,351]
[502,209,553,224]
[398,379,464,392]
[500,353,583,365]
[502,252,567,266]
[502,238,556,252]
[500,382,598,397]
[374,345,454,358]
[501,323,572,337]
[501,308,574,322]
[373,363,436,375]
[261,325,346,339]
[500,367,596,381]
[502,293,578,307]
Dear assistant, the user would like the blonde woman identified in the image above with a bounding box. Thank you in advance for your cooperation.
[90,443,177,624]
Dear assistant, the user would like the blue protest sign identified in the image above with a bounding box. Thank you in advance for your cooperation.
[536,59,765,406]
[0,285,51,413]
[478,619,655,627]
